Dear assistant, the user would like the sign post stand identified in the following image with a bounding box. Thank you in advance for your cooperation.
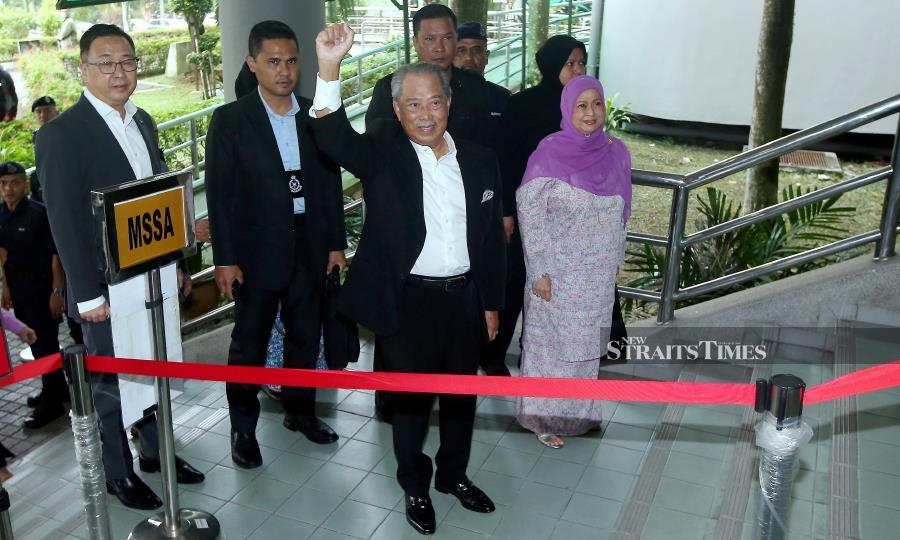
[91,172,220,540]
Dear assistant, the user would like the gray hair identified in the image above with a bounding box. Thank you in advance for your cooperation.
[390,62,452,101]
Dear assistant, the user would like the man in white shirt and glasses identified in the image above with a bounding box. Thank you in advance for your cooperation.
[36,24,204,511]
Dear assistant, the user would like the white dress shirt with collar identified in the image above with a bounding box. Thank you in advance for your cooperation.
[311,75,470,277]
[78,88,154,313]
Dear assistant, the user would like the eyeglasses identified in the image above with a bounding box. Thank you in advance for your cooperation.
[85,58,141,74]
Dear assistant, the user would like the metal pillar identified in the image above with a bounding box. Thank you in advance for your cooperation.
[0,477,12,540]
[587,0,604,77]
[521,0,527,88]
[130,268,219,540]
[875,114,900,259]
[63,345,113,540]
[754,374,813,540]
[657,186,689,324]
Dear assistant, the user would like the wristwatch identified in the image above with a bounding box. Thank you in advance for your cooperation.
[51,288,66,297]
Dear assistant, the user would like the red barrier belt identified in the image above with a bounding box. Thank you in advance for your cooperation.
[0,353,62,388]
[85,355,758,405]
[805,360,900,405]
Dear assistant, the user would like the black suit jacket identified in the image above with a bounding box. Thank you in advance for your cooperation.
[204,92,346,291]
[311,107,506,337]
[35,94,166,310]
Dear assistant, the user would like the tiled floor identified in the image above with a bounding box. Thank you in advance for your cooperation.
[2,327,899,539]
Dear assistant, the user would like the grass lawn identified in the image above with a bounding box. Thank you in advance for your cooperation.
[131,73,215,118]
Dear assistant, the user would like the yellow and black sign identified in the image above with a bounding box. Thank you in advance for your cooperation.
[113,186,188,269]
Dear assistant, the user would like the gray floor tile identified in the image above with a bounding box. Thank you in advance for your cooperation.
[442,502,506,535]
[672,426,731,462]
[289,435,347,461]
[232,475,299,512]
[432,523,492,539]
[372,451,399,477]
[353,418,393,446]
[539,434,600,465]
[276,486,344,526]
[493,508,557,540]
[470,470,525,507]
[349,472,404,509]
[590,442,645,474]
[480,446,540,478]
[576,466,634,501]
[336,390,376,417]
[662,450,725,487]
[527,455,586,490]
[653,477,716,517]
[860,469,900,509]
[308,526,359,540]
[187,464,258,500]
[641,506,709,540]
[561,493,621,528]
[497,426,544,455]
[507,481,572,518]
[178,490,229,515]
[255,420,305,450]
[467,440,494,471]
[475,397,515,420]
[550,520,610,540]
[180,431,232,464]
[304,462,367,498]
[601,422,655,453]
[259,450,326,485]
[214,501,270,540]
[330,438,390,471]
[371,511,437,540]
[321,499,390,538]
[471,416,511,446]
[858,412,900,446]
[858,439,900,476]
[680,406,737,437]
[248,514,315,540]
[611,402,664,426]
[318,409,368,439]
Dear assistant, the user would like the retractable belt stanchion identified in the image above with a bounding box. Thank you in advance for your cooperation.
[754,374,813,540]
[64,345,113,540]
[129,269,219,540]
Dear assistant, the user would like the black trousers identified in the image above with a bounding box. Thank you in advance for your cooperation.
[82,318,158,480]
[10,279,65,406]
[483,230,526,371]
[379,279,482,497]
[226,220,322,433]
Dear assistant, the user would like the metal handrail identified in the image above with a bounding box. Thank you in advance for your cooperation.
[619,94,900,323]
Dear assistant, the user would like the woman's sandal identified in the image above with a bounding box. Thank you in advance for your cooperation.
[537,433,565,449]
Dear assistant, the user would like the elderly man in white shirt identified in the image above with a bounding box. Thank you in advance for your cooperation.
[310,23,507,536]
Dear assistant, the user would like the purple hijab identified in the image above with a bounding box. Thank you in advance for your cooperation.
[520,75,632,223]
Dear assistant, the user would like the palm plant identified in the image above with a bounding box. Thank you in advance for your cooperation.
[622,185,855,315]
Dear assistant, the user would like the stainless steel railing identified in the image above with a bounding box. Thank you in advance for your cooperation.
[620,94,900,323]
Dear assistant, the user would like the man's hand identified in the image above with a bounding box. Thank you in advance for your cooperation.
[503,216,515,242]
[177,266,193,297]
[326,250,346,274]
[485,310,499,341]
[18,326,37,345]
[195,218,211,243]
[49,294,64,320]
[315,23,355,80]
[1,286,11,310]
[80,301,109,323]
[532,275,552,301]
[214,265,244,301]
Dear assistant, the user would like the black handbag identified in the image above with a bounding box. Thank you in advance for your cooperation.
[322,267,360,370]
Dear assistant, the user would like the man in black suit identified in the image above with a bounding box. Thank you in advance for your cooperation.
[312,24,505,536]
[205,21,347,469]
[35,24,204,510]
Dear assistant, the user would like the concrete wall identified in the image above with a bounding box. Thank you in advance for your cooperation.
[598,0,900,134]
[219,0,325,102]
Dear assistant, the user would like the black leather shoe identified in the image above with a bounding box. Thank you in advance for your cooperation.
[231,431,262,469]
[139,455,205,484]
[283,414,339,444]
[26,392,69,408]
[22,404,65,429]
[106,473,163,510]
[405,495,436,535]
[435,479,495,513]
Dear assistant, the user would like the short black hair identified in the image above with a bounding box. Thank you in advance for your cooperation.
[413,4,457,36]
[248,20,299,58]
[79,24,135,62]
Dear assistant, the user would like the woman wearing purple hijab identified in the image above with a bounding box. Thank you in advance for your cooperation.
[514,75,632,449]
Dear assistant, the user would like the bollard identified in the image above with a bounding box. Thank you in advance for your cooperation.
[754,374,813,540]
[129,267,220,540]
[1,476,13,540]
[63,345,113,540]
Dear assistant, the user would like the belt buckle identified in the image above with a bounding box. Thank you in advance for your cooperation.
[444,275,466,291]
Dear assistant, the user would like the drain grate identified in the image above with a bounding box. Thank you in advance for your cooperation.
[742,147,842,173]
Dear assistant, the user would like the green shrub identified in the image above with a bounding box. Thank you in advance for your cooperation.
[38,7,62,37]
[0,120,36,168]
[0,8,35,40]
[18,51,83,109]
[0,39,18,61]
[156,99,222,173]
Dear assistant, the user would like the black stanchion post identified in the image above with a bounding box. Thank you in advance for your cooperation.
[63,345,113,540]
[130,267,220,540]
[755,374,813,540]
[1,476,13,540]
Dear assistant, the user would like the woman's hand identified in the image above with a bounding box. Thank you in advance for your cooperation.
[531,275,552,301]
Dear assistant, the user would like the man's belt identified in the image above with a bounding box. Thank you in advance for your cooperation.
[406,272,472,292]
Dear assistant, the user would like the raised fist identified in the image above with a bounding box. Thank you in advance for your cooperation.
[316,23,355,63]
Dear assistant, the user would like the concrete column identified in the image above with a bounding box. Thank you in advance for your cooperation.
[219,0,325,101]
